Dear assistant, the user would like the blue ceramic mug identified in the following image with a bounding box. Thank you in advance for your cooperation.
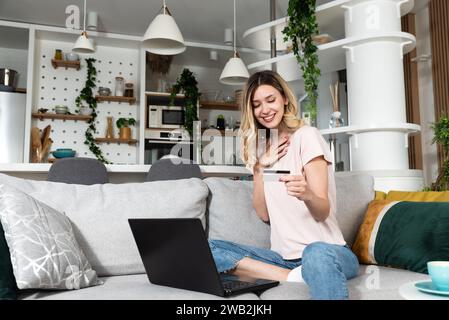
[428,261,449,291]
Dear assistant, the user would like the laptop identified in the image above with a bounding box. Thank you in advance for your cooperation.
[128,218,279,297]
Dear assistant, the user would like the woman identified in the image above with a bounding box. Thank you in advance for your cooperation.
[208,70,359,300]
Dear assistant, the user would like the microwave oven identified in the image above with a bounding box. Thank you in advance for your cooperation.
[148,105,184,129]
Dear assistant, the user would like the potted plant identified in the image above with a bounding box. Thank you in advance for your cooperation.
[431,116,449,191]
[282,0,320,123]
[116,117,136,140]
[169,68,200,138]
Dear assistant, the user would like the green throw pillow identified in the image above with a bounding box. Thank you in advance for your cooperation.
[353,201,449,274]
[0,223,17,300]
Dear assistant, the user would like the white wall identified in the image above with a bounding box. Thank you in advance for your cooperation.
[415,7,439,187]
[0,47,28,88]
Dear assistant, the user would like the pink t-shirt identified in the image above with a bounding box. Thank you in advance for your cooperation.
[263,125,346,259]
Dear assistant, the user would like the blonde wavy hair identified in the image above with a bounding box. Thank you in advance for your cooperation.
[239,70,304,171]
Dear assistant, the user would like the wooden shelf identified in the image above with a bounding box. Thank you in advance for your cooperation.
[95,95,136,105]
[51,59,81,70]
[94,138,138,145]
[32,113,92,122]
[200,101,239,111]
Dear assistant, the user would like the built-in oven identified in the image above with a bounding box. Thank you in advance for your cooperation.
[144,129,193,164]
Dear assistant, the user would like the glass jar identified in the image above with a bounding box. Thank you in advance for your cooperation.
[115,77,125,96]
[54,49,63,60]
[329,111,345,128]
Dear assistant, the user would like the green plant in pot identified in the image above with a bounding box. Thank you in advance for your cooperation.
[169,68,200,138]
[282,0,320,123]
[216,114,225,130]
[431,116,449,191]
[116,117,136,140]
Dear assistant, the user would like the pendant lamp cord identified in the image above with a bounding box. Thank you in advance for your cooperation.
[83,0,87,31]
[233,0,237,56]
[163,0,167,14]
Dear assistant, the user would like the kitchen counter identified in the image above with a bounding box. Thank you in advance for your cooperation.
[0,163,252,183]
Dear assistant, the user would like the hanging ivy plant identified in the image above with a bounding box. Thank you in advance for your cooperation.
[169,68,200,138]
[282,0,320,121]
[75,58,111,164]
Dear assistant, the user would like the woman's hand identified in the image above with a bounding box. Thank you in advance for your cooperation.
[258,135,290,168]
[279,175,312,201]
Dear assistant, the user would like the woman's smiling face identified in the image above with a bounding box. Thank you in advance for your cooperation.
[252,85,288,129]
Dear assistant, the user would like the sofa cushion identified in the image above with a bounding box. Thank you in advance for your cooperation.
[0,184,100,290]
[0,221,17,300]
[0,173,209,277]
[204,178,271,249]
[205,173,374,250]
[352,200,449,274]
[18,274,260,300]
[258,265,429,300]
[334,172,375,247]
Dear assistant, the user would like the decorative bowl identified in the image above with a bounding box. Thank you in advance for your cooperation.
[79,107,93,116]
[54,105,69,114]
[98,87,111,96]
[65,52,79,61]
[428,261,449,291]
[51,149,76,158]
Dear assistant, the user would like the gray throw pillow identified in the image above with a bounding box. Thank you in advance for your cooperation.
[205,178,271,249]
[0,184,100,290]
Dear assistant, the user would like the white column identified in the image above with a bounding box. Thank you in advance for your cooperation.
[343,0,416,172]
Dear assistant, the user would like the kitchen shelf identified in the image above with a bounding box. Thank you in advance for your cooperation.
[51,59,81,70]
[200,101,239,111]
[95,96,136,105]
[32,113,92,122]
[94,138,138,145]
[145,91,185,98]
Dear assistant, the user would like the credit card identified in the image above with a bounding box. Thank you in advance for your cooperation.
[263,170,291,182]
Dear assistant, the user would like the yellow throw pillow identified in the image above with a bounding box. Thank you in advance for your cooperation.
[374,191,387,200]
[352,200,395,264]
[386,191,449,202]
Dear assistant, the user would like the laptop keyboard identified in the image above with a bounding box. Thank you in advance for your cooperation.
[221,280,253,291]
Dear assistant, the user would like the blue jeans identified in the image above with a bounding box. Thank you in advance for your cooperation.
[208,239,359,300]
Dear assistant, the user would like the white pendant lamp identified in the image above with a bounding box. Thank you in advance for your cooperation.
[220,0,249,85]
[142,0,186,55]
[73,0,95,53]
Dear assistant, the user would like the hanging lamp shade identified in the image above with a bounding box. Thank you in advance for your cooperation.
[220,56,250,85]
[73,0,95,53]
[73,31,95,53]
[142,9,185,55]
[220,0,249,85]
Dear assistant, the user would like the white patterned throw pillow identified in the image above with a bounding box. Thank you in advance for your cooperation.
[0,184,101,290]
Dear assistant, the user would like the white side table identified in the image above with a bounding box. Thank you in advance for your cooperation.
[399,281,449,300]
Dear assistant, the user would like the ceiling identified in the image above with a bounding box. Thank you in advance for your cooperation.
[0,0,429,47]
[0,0,302,46]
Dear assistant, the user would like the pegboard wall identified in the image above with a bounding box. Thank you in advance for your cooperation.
[32,38,140,164]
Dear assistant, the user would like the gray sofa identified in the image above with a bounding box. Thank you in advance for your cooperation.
[0,172,428,300]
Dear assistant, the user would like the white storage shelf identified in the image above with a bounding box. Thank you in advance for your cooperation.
[30,28,142,165]
[247,31,416,77]
[243,0,415,51]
